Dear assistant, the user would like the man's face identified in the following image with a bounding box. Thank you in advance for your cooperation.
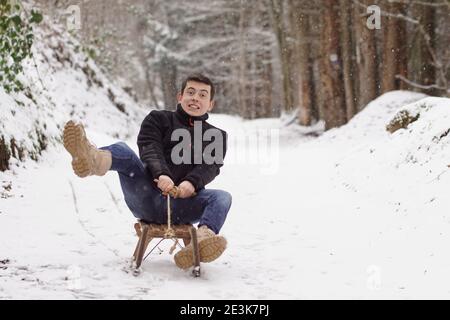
[177,81,214,117]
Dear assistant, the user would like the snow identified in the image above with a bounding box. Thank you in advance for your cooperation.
[1,10,450,299]
[1,85,450,298]
[0,20,148,165]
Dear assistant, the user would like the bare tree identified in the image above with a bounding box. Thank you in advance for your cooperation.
[38,0,450,127]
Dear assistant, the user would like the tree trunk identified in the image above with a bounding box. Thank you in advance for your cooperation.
[339,0,357,120]
[269,0,294,112]
[288,0,300,113]
[319,0,346,129]
[160,55,177,108]
[354,0,379,110]
[381,1,408,93]
[248,7,258,119]
[238,0,249,118]
[292,1,315,126]
[411,3,437,96]
[263,56,273,117]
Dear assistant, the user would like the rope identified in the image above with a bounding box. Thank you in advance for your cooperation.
[142,189,179,261]
[164,188,179,254]
[147,184,194,257]
[164,192,175,238]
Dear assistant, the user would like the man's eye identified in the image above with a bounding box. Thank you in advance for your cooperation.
[200,93,206,98]
[187,91,195,95]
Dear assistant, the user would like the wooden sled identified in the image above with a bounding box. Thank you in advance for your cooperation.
[132,220,201,277]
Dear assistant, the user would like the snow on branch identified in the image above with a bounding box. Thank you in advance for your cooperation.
[395,75,447,91]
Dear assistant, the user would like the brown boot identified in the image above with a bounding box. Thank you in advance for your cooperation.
[63,120,112,177]
[174,226,227,269]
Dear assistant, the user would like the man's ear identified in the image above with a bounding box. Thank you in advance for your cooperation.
[177,92,183,102]
[208,100,215,112]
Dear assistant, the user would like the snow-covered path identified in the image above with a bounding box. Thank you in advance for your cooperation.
[1,98,450,299]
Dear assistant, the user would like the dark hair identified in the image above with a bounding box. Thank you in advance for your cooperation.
[180,74,215,101]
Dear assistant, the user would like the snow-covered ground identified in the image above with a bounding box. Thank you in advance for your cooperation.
[1,89,449,299]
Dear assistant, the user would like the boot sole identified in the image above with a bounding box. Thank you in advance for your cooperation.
[63,121,90,177]
[174,236,227,269]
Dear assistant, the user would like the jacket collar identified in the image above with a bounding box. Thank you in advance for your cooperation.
[175,103,209,127]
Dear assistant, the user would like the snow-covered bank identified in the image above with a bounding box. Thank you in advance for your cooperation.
[276,92,450,299]
[319,92,449,222]
[0,18,147,172]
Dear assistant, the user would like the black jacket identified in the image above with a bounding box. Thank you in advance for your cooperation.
[137,104,227,191]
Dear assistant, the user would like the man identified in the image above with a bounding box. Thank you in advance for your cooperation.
[63,74,232,269]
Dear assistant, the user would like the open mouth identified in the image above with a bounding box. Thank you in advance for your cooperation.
[188,104,200,110]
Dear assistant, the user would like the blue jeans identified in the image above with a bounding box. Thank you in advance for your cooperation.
[100,142,232,234]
